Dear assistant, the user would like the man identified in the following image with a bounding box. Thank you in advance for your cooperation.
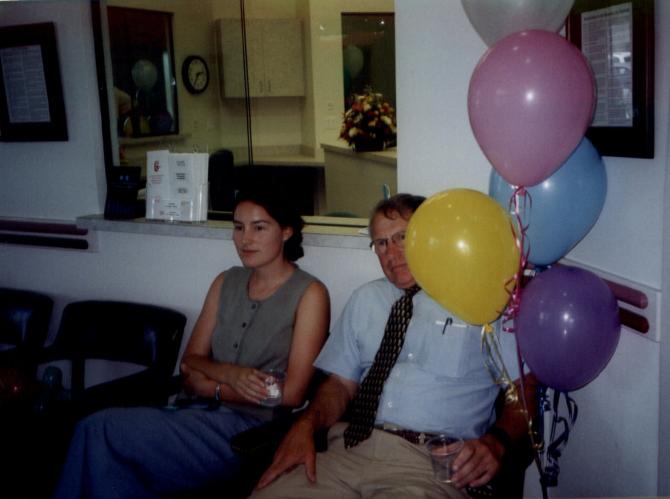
[253,193,536,499]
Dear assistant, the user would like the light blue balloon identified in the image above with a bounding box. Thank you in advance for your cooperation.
[489,137,606,266]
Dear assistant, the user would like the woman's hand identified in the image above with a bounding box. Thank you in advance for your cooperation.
[228,366,269,404]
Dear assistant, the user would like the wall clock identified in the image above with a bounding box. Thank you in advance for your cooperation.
[181,55,210,94]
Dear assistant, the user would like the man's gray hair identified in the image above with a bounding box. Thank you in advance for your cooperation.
[368,193,426,232]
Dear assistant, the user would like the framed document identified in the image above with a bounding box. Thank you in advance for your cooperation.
[0,22,68,142]
[566,0,654,158]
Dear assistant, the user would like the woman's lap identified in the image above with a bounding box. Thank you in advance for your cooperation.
[80,404,262,493]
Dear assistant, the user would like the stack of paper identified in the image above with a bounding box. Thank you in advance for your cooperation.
[145,150,209,222]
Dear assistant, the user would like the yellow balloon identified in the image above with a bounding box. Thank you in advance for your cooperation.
[406,189,520,325]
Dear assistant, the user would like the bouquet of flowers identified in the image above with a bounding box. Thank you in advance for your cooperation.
[339,90,396,150]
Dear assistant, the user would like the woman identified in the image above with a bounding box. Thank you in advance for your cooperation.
[53,189,330,498]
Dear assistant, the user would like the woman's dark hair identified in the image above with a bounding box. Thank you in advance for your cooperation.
[233,188,305,261]
[368,193,426,231]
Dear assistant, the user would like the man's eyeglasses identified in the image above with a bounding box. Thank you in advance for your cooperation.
[369,230,406,255]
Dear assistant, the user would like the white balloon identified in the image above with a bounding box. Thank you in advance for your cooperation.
[343,45,364,78]
[131,59,158,91]
[461,0,575,46]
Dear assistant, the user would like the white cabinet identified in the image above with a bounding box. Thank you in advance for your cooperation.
[218,18,305,98]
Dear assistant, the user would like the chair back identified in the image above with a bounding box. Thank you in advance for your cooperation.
[51,300,186,400]
[208,148,236,212]
[0,288,53,371]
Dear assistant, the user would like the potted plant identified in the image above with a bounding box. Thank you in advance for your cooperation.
[339,89,396,152]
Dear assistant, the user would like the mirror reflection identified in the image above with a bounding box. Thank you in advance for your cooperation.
[98,0,397,220]
[109,6,179,138]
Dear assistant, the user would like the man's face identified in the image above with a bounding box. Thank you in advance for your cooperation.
[370,211,417,289]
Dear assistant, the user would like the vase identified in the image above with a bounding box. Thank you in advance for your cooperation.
[353,137,385,152]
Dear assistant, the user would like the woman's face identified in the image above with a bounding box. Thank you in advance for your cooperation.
[232,201,293,269]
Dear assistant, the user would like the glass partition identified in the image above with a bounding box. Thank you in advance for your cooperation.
[92,0,396,222]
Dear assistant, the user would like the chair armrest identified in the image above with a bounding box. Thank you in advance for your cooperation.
[81,369,178,415]
[231,410,299,458]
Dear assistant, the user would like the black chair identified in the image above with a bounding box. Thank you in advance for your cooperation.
[0,287,53,377]
[41,300,187,416]
[209,149,237,212]
[1,300,187,498]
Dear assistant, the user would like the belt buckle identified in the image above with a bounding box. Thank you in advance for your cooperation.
[380,423,428,445]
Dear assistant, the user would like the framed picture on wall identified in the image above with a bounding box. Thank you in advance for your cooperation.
[566,0,654,158]
[0,22,68,142]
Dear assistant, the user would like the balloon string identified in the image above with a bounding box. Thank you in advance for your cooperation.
[483,324,547,499]
[506,187,554,497]
[501,186,531,333]
[481,324,517,404]
[515,342,549,499]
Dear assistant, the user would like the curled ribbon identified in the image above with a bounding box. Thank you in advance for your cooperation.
[536,387,578,492]
[480,324,518,404]
[501,186,532,334]
[482,186,557,497]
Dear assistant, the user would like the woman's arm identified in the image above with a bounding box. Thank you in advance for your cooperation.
[281,280,331,407]
[180,274,330,407]
[179,272,224,397]
[180,273,266,403]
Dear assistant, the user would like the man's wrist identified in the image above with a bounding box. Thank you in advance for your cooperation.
[485,425,512,457]
[298,409,321,434]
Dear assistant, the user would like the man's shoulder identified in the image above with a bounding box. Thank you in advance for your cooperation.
[337,278,397,318]
[350,277,395,300]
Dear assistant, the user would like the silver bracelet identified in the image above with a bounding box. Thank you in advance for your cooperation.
[214,383,221,402]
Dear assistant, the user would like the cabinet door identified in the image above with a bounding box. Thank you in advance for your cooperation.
[262,19,305,97]
[218,19,246,98]
[218,18,305,98]
[245,20,265,96]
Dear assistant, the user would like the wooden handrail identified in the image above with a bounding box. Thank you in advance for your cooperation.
[0,219,88,236]
[601,278,648,309]
[0,218,89,250]
[534,263,650,335]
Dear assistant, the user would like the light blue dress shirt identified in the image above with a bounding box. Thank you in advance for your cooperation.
[315,278,521,440]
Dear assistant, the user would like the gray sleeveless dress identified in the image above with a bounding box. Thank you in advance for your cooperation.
[212,265,318,421]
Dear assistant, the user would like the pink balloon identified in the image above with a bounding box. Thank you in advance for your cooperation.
[468,30,595,187]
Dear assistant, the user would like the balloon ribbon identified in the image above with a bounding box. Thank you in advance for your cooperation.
[537,386,579,489]
[501,186,531,334]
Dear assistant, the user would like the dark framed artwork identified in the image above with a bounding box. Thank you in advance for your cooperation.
[107,6,179,138]
[566,0,654,158]
[0,22,68,142]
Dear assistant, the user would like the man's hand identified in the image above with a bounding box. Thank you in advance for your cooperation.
[255,374,356,490]
[255,417,318,489]
[449,434,504,489]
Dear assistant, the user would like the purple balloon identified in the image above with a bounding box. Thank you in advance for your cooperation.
[468,30,595,187]
[516,266,621,392]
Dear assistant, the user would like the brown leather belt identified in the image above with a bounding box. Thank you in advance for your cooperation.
[375,424,438,445]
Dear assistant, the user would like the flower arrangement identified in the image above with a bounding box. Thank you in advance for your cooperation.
[339,90,396,151]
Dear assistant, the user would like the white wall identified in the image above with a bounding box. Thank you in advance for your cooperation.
[0,232,382,363]
[396,1,669,497]
[1,0,669,497]
[0,1,105,220]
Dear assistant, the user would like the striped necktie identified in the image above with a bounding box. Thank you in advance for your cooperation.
[343,285,421,448]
